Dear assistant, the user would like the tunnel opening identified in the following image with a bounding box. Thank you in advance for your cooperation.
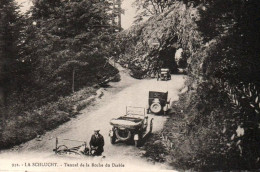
[157,47,178,74]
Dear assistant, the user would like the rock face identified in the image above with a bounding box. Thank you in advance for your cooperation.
[117,1,201,79]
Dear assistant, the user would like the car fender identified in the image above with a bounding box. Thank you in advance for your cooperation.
[163,105,168,112]
[109,130,114,137]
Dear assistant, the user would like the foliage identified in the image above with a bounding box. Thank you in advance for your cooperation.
[22,0,117,89]
[116,1,198,78]
[0,0,25,125]
[176,0,260,169]
[0,86,97,149]
[131,0,260,170]
[0,0,120,148]
[14,0,119,108]
[133,0,175,22]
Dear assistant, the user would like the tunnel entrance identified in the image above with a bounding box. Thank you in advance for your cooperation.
[158,48,178,74]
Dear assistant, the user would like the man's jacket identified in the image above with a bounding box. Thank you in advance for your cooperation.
[89,134,104,152]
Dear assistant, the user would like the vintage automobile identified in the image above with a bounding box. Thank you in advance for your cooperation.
[157,68,171,81]
[109,106,153,147]
[147,91,170,115]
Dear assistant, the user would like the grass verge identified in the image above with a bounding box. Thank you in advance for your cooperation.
[1,85,103,149]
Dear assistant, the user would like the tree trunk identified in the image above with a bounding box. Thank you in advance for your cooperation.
[72,67,75,93]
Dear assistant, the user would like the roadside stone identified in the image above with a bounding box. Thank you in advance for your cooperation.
[36,135,42,141]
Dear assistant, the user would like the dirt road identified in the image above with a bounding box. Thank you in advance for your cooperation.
[0,64,186,171]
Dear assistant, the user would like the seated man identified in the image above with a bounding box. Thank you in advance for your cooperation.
[89,129,104,156]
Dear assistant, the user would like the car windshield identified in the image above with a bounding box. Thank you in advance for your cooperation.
[118,116,143,122]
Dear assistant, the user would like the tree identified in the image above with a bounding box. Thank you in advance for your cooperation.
[133,0,175,22]
[0,0,22,107]
[31,0,62,19]
[21,0,120,95]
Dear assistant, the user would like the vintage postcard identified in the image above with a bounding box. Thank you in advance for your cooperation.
[0,0,259,171]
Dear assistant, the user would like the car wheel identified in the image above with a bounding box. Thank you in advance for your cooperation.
[115,129,131,141]
[150,103,162,114]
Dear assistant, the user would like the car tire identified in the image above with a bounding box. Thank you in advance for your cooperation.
[150,103,162,114]
[115,129,131,141]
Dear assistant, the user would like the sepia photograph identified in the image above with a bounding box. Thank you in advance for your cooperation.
[0,0,259,171]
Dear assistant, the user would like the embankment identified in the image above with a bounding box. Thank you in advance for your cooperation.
[0,64,120,150]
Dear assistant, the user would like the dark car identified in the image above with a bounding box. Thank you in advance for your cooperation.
[157,68,171,81]
[147,91,170,115]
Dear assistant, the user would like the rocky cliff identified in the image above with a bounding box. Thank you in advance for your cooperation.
[117,1,202,78]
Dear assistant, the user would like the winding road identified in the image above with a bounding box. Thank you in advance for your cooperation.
[0,64,186,172]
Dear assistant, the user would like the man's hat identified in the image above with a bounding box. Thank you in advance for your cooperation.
[94,129,100,132]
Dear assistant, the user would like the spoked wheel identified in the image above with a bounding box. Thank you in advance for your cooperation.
[67,146,81,155]
[56,145,68,154]
[56,145,82,155]
[68,150,81,155]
